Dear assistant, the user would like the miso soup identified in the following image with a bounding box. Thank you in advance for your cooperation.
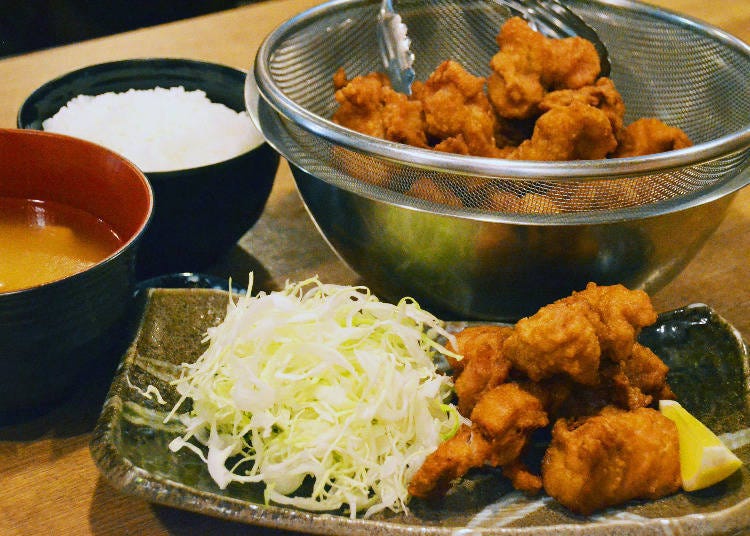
[0,197,123,292]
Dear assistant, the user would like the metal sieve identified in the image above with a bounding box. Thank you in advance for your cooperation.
[252,0,750,216]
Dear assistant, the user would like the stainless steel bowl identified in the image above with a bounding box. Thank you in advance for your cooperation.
[249,0,750,319]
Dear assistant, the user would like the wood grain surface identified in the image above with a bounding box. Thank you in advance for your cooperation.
[0,0,748,534]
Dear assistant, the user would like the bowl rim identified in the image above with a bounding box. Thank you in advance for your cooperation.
[16,57,268,175]
[0,128,154,296]
[253,0,750,180]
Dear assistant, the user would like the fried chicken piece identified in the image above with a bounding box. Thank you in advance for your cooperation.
[521,282,659,411]
[504,283,658,385]
[412,284,678,511]
[433,134,470,155]
[540,77,626,136]
[558,359,655,418]
[610,341,675,406]
[332,66,349,91]
[331,69,428,148]
[508,102,617,161]
[541,406,681,515]
[412,60,503,157]
[471,383,549,467]
[543,33,603,91]
[612,117,692,157]
[561,282,657,361]
[623,342,674,400]
[502,459,544,494]
[517,341,673,420]
[407,424,493,499]
[408,383,548,499]
[487,17,601,120]
[446,325,514,416]
[518,377,574,420]
[487,17,547,120]
[503,298,603,385]
[604,361,655,410]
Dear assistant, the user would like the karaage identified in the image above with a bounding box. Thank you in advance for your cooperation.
[331,69,428,148]
[560,282,657,361]
[409,283,681,514]
[407,424,493,499]
[330,16,694,211]
[412,60,503,157]
[446,325,514,415]
[486,17,600,120]
[542,406,681,515]
[503,298,602,385]
[408,382,548,499]
[507,101,618,161]
[539,77,626,135]
[613,117,693,157]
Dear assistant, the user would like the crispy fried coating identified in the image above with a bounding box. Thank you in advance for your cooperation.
[486,17,547,120]
[503,299,602,385]
[542,32,603,91]
[518,377,575,420]
[331,18,689,180]
[540,77,626,135]
[616,341,675,405]
[503,283,657,385]
[502,460,544,494]
[433,134,471,155]
[408,383,548,499]
[409,284,679,514]
[561,282,657,361]
[412,60,503,157]
[407,424,493,499]
[508,101,618,161]
[487,17,600,120]
[471,383,549,467]
[623,342,673,399]
[447,325,514,415]
[557,354,668,419]
[331,69,428,148]
[612,117,692,157]
[410,284,678,513]
[515,340,672,420]
[541,407,681,515]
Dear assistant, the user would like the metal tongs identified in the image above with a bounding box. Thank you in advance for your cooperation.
[377,0,416,95]
[377,0,610,95]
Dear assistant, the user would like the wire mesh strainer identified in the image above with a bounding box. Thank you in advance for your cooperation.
[253,0,750,216]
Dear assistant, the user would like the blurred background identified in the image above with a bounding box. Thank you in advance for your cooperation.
[0,0,255,58]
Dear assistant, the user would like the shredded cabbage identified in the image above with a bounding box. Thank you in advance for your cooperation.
[165,275,462,518]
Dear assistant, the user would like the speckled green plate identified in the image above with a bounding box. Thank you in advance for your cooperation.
[90,288,750,535]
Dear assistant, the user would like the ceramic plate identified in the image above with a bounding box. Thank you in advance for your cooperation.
[90,288,750,535]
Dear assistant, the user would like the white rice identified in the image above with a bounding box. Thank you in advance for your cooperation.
[42,86,266,172]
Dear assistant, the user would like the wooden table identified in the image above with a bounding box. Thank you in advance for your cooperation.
[0,1,748,534]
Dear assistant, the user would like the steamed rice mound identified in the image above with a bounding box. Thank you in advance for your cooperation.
[42,86,264,172]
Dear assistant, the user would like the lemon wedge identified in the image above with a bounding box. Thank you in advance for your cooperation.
[659,399,743,492]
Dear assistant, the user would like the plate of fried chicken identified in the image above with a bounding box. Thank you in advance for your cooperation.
[91,283,749,535]
[410,283,733,517]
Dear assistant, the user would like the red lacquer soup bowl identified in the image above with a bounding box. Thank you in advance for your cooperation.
[0,128,153,419]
